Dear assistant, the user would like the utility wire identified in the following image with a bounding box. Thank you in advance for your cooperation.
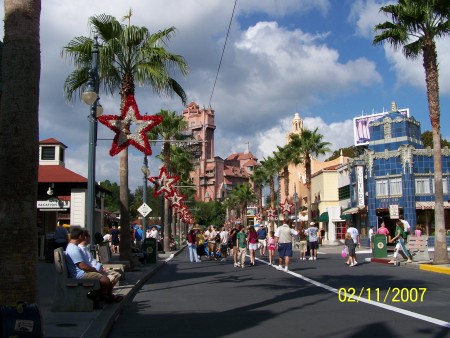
[208,0,237,108]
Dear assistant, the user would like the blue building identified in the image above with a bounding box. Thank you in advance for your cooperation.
[349,102,450,237]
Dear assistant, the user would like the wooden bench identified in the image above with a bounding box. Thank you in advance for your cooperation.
[406,235,430,262]
[52,247,100,312]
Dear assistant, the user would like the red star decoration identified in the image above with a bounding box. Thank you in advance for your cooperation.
[266,207,276,218]
[279,199,293,214]
[148,166,179,197]
[165,190,185,209]
[98,95,162,156]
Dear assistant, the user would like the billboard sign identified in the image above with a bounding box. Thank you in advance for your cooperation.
[353,108,409,146]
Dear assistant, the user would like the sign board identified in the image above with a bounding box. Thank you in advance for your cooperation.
[37,199,70,209]
[353,108,409,146]
[138,203,152,217]
[356,166,365,207]
[389,205,399,219]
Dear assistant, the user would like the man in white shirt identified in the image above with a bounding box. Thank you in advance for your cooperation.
[219,227,229,261]
[204,225,217,260]
[306,222,319,260]
[400,216,411,239]
[274,220,298,272]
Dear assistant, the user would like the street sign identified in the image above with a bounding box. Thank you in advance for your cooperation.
[389,204,399,219]
[138,203,152,217]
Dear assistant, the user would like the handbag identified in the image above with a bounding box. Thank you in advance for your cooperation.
[341,246,348,258]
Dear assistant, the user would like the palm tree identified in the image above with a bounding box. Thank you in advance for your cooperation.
[229,183,256,227]
[251,165,267,214]
[289,128,330,224]
[62,13,188,263]
[148,109,188,251]
[274,145,292,201]
[373,0,450,264]
[0,0,41,305]
[260,156,279,231]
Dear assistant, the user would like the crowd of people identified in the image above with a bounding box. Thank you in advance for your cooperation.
[186,220,327,272]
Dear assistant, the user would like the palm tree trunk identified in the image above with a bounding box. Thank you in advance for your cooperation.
[284,166,289,200]
[423,42,449,264]
[0,0,41,306]
[306,157,312,223]
[163,141,171,252]
[119,148,132,263]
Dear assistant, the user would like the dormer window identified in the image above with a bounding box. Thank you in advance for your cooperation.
[41,146,56,160]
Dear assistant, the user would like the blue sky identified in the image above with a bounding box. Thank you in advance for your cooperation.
[2,0,450,190]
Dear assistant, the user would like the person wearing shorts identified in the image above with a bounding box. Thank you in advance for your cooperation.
[274,220,298,272]
[307,222,319,260]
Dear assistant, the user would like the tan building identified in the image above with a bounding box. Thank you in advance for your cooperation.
[279,113,348,240]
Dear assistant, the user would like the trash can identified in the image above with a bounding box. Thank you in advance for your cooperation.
[142,238,157,264]
[0,302,43,338]
[372,234,387,258]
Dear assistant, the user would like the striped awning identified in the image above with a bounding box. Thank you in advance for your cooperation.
[416,201,450,210]
[342,207,359,215]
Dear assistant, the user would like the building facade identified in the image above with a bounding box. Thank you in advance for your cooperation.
[348,102,450,237]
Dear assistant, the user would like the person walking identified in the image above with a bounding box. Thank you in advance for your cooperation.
[389,220,412,264]
[274,220,298,272]
[306,222,319,260]
[368,225,375,249]
[344,232,357,267]
[236,226,247,268]
[187,229,200,263]
[205,225,217,260]
[257,224,267,257]
[247,225,258,266]
[346,224,360,264]
[229,223,240,267]
[298,225,308,261]
[196,229,206,260]
[110,225,120,254]
[219,226,229,261]
[267,231,276,265]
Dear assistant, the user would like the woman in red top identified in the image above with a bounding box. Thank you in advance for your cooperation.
[247,226,259,266]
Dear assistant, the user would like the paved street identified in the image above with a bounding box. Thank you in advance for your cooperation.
[107,248,450,338]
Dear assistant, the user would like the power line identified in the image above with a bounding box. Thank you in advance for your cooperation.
[208,0,238,108]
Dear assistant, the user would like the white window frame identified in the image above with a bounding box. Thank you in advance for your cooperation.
[389,177,402,196]
[376,179,388,197]
[415,177,431,195]
[431,177,448,194]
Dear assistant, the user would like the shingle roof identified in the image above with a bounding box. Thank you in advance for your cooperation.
[38,165,87,183]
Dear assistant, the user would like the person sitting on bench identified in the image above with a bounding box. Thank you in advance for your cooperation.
[65,227,123,304]
[78,229,122,284]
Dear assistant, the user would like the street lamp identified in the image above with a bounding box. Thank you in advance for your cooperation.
[293,184,298,229]
[141,155,150,234]
[82,35,102,238]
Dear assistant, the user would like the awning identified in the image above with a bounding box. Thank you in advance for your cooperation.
[342,207,359,215]
[340,213,352,220]
[318,212,329,222]
[416,201,450,210]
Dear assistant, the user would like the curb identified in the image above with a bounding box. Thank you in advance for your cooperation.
[419,264,450,275]
[82,247,184,338]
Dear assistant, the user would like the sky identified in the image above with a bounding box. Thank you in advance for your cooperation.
[2,0,450,191]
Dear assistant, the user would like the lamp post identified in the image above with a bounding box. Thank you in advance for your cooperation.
[293,184,298,229]
[82,36,103,238]
[141,155,150,235]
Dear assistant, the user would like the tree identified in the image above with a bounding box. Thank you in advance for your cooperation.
[421,130,450,148]
[228,183,256,227]
[148,110,188,251]
[260,156,279,231]
[274,145,292,201]
[325,146,357,161]
[62,12,188,263]
[374,0,450,264]
[0,0,41,306]
[251,165,267,214]
[288,129,330,224]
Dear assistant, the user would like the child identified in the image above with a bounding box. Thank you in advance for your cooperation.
[344,232,357,267]
[267,231,276,265]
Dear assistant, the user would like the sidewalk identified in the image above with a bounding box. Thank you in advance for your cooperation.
[38,250,179,338]
[318,244,450,275]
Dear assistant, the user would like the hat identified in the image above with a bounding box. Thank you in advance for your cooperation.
[310,221,315,226]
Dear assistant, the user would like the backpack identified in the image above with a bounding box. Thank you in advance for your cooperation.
[215,233,221,243]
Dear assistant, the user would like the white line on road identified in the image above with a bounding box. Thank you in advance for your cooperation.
[255,257,450,329]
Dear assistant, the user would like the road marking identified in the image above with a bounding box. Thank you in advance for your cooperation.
[255,257,450,329]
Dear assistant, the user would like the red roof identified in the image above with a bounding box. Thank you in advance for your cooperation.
[39,138,67,148]
[38,165,87,183]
